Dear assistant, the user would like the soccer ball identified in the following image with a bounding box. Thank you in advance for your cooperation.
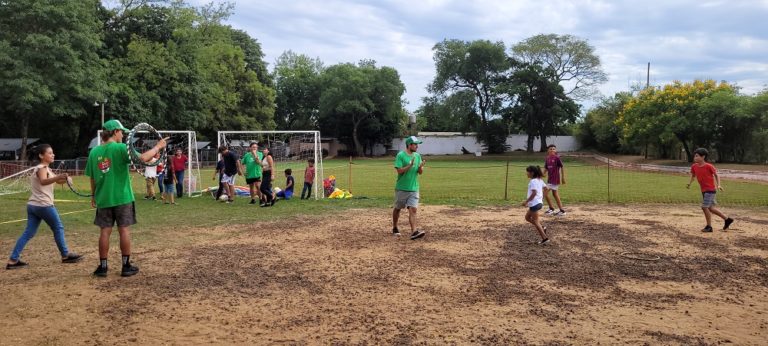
[218,194,229,202]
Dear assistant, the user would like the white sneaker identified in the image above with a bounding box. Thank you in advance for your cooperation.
[544,209,556,215]
[556,210,567,217]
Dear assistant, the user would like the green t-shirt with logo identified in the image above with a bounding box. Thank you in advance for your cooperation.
[241,151,264,179]
[85,142,134,208]
[394,150,422,192]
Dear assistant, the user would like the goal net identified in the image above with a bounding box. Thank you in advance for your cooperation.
[99,130,202,197]
[217,131,324,200]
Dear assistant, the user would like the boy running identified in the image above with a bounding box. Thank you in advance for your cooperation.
[687,148,734,232]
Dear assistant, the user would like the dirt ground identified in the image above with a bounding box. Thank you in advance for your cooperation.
[1,204,767,345]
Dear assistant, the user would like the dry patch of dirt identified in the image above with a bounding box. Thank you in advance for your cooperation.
[1,204,767,344]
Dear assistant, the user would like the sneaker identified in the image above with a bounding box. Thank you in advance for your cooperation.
[6,261,28,270]
[121,264,139,277]
[410,230,426,240]
[544,209,556,215]
[93,265,108,277]
[701,225,713,233]
[392,228,401,236]
[537,238,550,245]
[151,196,156,201]
[249,199,256,205]
[62,253,83,263]
[723,218,734,230]
[556,210,567,217]
[260,203,270,208]
[226,200,233,204]
[271,198,277,206]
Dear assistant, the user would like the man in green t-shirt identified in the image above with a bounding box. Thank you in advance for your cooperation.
[86,119,167,277]
[392,136,426,240]
[238,142,264,205]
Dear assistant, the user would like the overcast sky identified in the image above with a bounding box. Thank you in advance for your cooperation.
[198,0,768,111]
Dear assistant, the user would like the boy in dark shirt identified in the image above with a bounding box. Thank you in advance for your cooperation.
[276,168,295,200]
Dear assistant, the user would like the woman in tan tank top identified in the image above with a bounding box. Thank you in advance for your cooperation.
[6,144,83,269]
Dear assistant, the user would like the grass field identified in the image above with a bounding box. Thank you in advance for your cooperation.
[2,155,767,231]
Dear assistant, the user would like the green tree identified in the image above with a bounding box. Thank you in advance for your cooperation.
[0,0,104,160]
[618,80,736,161]
[273,51,324,130]
[318,61,405,156]
[503,63,580,152]
[511,34,607,100]
[415,90,478,133]
[578,92,632,153]
[430,39,510,151]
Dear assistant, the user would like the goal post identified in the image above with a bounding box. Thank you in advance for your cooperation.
[217,131,324,200]
[98,129,202,197]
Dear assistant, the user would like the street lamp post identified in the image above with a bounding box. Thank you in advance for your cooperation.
[94,99,107,126]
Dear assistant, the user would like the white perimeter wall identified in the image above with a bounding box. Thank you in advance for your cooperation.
[387,134,578,155]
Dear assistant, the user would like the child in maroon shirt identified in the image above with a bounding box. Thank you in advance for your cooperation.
[686,148,734,232]
[543,144,566,216]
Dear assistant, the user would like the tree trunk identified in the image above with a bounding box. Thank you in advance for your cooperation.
[681,141,692,162]
[526,134,535,153]
[540,134,548,152]
[352,117,364,157]
[20,114,30,163]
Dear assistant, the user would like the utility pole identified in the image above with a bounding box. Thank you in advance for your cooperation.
[94,99,107,126]
[646,62,650,89]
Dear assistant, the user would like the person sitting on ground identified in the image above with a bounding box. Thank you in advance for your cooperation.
[276,168,295,200]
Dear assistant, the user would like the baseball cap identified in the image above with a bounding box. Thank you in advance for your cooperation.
[103,119,129,132]
[405,136,423,145]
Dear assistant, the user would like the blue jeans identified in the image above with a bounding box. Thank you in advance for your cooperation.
[175,170,185,197]
[301,182,312,199]
[10,204,69,261]
[157,173,164,193]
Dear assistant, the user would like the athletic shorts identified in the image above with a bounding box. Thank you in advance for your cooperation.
[529,203,544,212]
[246,177,261,184]
[393,190,419,209]
[701,191,717,208]
[221,173,236,185]
[546,184,559,191]
[94,202,136,228]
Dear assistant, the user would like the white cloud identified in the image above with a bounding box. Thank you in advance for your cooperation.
[201,0,768,110]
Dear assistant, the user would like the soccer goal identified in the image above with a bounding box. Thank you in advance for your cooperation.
[217,131,324,200]
[98,129,202,197]
[0,164,36,196]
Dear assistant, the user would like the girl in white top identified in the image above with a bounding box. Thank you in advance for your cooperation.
[521,165,549,245]
[259,147,276,207]
[6,144,83,269]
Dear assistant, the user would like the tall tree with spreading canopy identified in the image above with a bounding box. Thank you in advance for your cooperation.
[318,61,405,156]
[430,39,510,151]
[511,34,607,100]
[0,0,105,160]
[502,62,580,152]
[273,51,324,130]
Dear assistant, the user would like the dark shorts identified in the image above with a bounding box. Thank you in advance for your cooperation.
[94,202,137,228]
[529,203,544,212]
[246,177,261,184]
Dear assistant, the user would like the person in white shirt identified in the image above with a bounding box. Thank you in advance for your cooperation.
[521,165,549,245]
[143,152,160,200]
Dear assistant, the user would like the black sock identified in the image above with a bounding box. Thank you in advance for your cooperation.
[100,258,108,268]
[122,255,130,266]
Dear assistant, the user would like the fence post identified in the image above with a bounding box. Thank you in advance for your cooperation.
[504,160,509,200]
[348,156,352,193]
[607,155,611,203]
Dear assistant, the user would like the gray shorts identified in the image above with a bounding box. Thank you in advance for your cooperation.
[94,202,137,228]
[394,190,419,209]
[701,191,717,208]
